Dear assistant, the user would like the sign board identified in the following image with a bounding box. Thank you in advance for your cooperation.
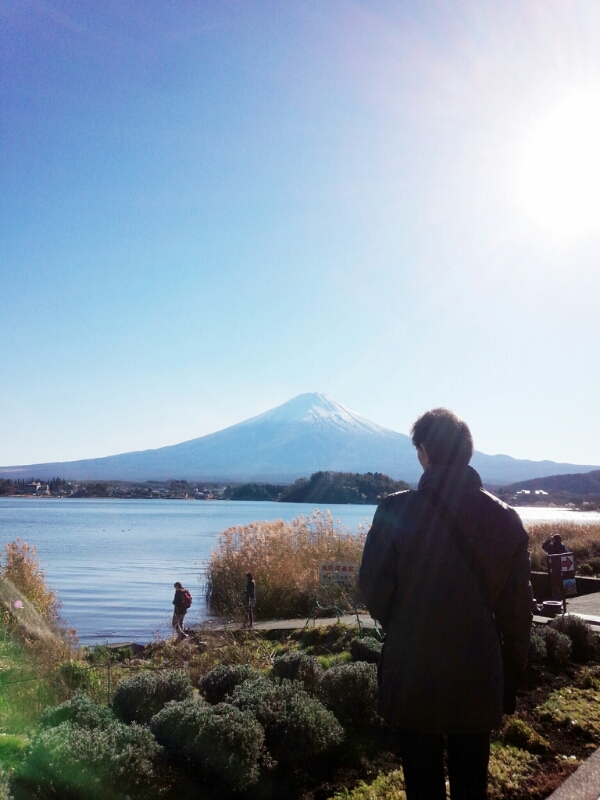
[547,552,577,601]
[319,562,357,587]
[561,555,575,572]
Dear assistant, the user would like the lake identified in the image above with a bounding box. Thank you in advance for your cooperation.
[0,498,374,644]
[1,498,599,644]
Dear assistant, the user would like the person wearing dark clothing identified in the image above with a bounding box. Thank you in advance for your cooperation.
[359,408,532,800]
[542,534,568,555]
[172,581,189,639]
[245,573,256,628]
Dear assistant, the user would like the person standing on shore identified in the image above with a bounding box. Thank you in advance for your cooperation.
[172,581,190,639]
[359,408,532,800]
[245,573,256,628]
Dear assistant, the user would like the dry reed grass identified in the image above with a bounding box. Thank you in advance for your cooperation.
[206,510,368,620]
[526,521,600,572]
[1,540,78,732]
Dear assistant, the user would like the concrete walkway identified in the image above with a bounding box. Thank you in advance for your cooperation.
[197,613,378,633]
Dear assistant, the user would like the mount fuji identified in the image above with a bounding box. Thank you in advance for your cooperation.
[1,393,598,486]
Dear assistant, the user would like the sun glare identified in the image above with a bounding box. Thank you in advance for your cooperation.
[519,90,600,237]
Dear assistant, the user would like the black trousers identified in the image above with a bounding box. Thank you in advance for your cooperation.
[397,729,490,800]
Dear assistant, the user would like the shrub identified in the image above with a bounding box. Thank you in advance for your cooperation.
[503,718,550,753]
[317,662,378,726]
[536,687,600,741]
[206,511,367,619]
[549,615,598,662]
[487,743,537,800]
[39,692,116,731]
[529,629,548,665]
[0,768,10,800]
[0,733,28,772]
[112,669,192,724]
[350,636,383,664]
[231,676,344,765]
[150,698,264,791]
[16,720,161,799]
[578,668,599,689]
[540,627,572,670]
[270,651,322,693]
[198,664,260,704]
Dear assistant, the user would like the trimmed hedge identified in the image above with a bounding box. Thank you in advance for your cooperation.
[231,676,344,765]
[317,662,378,726]
[529,629,548,665]
[198,664,259,704]
[541,627,572,670]
[39,692,116,731]
[112,669,193,724]
[16,720,161,799]
[350,636,383,664]
[271,651,322,693]
[549,615,598,663]
[150,698,264,791]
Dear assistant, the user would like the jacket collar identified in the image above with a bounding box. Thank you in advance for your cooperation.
[417,463,482,500]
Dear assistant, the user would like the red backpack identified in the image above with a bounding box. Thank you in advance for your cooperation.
[182,589,192,609]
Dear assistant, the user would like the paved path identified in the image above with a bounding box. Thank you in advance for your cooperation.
[197,613,378,633]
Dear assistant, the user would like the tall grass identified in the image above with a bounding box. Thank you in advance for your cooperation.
[526,522,600,572]
[1,540,78,732]
[206,510,368,620]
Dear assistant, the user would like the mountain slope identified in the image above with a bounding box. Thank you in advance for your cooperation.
[502,470,600,494]
[1,393,598,485]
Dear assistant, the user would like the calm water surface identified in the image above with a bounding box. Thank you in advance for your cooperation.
[0,498,374,644]
[2,498,599,644]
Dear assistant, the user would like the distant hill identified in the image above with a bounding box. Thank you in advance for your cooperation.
[503,470,600,494]
[278,471,410,505]
[1,392,599,486]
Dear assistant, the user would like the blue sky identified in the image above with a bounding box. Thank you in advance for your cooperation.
[2,0,600,467]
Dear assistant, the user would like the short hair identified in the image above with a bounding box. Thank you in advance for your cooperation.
[410,408,474,466]
[174,581,182,589]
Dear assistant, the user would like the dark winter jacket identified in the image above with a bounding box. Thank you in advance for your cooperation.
[359,464,532,734]
[173,588,187,613]
[542,537,568,555]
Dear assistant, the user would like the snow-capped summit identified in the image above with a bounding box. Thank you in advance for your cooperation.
[238,392,389,436]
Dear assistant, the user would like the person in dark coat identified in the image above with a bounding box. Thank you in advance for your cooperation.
[172,581,189,639]
[359,408,532,800]
[542,534,568,555]
[245,573,256,628]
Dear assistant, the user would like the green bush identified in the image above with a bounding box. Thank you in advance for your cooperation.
[503,718,550,753]
[541,627,572,670]
[0,769,9,800]
[112,669,192,724]
[198,664,260,704]
[549,615,598,662]
[150,698,264,791]
[270,651,322,693]
[0,733,27,772]
[529,629,547,665]
[15,720,161,799]
[317,662,378,726]
[231,676,344,765]
[39,693,116,731]
[350,636,382,664]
